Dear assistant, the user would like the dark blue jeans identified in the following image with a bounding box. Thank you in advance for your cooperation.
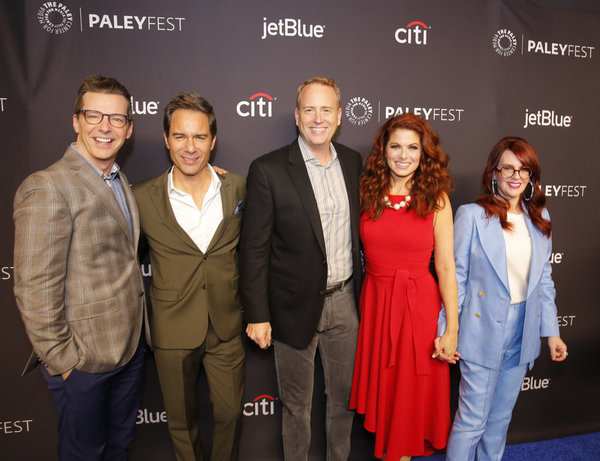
[42,337,145,461]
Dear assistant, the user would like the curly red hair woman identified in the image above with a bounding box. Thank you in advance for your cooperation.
[351,113,459,461]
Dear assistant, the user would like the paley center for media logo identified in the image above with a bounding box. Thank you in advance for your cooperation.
[38,2,73,34]
[493,28,594,58]
[345,97,373,126]
[236,93,276,118]
[261,17,325,40]
[395,21,430,45]
[38,2,186,33]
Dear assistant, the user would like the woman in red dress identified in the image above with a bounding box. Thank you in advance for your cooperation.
[351,113,460,460]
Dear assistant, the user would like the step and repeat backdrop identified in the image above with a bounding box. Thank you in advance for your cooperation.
[1,1,599,459]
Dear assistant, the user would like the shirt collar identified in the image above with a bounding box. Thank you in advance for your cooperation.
[168,165,221,197]
[298,135,338,166]
[71,142,120,180]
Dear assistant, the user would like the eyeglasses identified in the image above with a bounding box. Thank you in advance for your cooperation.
[496,165,533,180]
[77,110,131,128]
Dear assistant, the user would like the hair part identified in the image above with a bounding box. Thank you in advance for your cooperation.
[296,76,341,109]
[73,75,132,117]
[163,92,217,138]
[360,113,453,219]
[476,136,551,237]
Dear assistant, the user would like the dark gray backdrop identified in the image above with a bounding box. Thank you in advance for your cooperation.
[1,1,599,459]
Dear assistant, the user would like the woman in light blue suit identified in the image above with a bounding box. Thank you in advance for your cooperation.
[440,137,568,460]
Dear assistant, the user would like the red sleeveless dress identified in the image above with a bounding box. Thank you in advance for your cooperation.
[350,196,450,459]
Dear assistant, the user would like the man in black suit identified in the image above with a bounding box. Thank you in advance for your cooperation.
[240,76,362,460]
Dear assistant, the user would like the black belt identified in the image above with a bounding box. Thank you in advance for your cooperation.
[321,276,353,297]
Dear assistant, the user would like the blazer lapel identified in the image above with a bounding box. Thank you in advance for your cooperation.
[65,148,133,245]
[337,145,361,244]
[287,141,327,256]
[119,170,139,250]
[474,209,511,294]
[149,171,200,254]
[524,211,547,298]
[205,173,235,253]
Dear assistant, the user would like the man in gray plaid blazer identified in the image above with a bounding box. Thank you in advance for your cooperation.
[13,75,149,461]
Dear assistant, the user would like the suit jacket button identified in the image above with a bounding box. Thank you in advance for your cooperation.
[201,283,206,289]
[139,291,144,297]
[478,291,484,297]
[537,313,541,318]
[475,313,481,318]
[322,259,326,265]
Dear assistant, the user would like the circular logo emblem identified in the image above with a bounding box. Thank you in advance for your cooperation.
[38,2,73,35]
[492,29,517,56]
[345,97,373,126]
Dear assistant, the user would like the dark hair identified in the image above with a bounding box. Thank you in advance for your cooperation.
[361,113,453,219]
[296,76,340,109]
[74,75,132,117]
[163,92,217,138]
[476,136,551,237]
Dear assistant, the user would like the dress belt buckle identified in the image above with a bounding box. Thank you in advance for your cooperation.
[321,276,352,297]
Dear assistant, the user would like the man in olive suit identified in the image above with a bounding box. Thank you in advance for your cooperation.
[133,92,245,461]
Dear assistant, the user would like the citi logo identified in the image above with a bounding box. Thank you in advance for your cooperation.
[261,17,325,40]
[243,394,277,416]
[395,21,429,45]
[236,93,276,118]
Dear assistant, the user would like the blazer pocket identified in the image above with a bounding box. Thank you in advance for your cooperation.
[66,299,120,321]
[151,286,179,302]
[269,271,297,294]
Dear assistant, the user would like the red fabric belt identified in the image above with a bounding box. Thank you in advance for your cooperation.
[365,261,430,375]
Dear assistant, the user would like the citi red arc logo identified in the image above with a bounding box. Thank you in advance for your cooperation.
[236,93,276,118]
[395,21,429,45]
[243,394,277,416]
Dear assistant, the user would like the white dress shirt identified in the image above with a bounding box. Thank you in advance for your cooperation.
[168,165,223,253]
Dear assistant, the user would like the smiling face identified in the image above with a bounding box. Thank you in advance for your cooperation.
[385,128,422,185]
[294,83,341,156]
[494,149,529,208]
[73,92,132,174]
[165,109,216,183]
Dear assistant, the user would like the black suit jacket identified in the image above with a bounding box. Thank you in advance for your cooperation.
[239,139,362,348]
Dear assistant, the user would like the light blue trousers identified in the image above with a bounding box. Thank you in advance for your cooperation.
[446,302,528,461]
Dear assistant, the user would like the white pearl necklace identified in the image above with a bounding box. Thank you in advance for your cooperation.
[384,194,412,210]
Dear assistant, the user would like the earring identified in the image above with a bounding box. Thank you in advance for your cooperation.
[491,177,498,196]
[523,180,534,201]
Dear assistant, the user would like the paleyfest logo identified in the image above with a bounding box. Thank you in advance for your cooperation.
[38,2,73,34]
[492,29,517,56]
[345,97,373,126]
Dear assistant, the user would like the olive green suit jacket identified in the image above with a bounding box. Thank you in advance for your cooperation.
[133,170,245,349]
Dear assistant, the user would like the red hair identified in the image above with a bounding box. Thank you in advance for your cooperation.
[476,136,551,238]
[360,113,453,219]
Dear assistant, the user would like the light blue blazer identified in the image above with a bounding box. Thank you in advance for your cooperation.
[439,203,560,370]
